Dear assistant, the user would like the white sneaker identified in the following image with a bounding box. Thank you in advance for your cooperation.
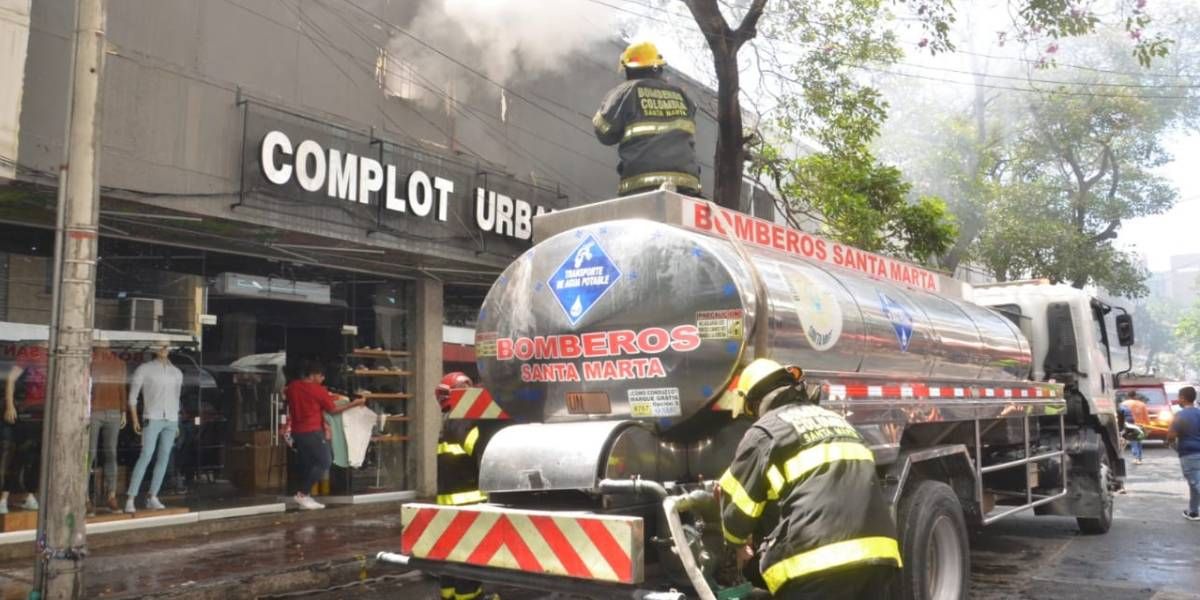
[20,495,37,511]
[124,497,136,514]
[294,493,325,510]
[146,497,166,510]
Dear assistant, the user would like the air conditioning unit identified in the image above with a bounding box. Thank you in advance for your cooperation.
[121,297,163,332]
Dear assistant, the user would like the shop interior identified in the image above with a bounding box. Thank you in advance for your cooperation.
[0,226,417,524]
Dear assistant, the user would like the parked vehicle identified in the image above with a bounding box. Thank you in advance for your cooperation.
[1118,377,1173,440]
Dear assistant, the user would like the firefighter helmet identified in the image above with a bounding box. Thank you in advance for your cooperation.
[436,371,473,412]
[619,41,666,71]
[733,359,800,417]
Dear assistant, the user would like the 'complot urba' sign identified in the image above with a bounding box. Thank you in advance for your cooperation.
[256,129,555,241]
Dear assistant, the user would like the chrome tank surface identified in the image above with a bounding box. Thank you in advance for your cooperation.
[475,219,1031,436]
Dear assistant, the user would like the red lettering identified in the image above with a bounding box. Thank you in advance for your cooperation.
[638,328,670,354]
[559,335,581,359]
[618,360,635,380]
[608,329,639,356]
[602,361,619,380]
[785,230,801,254]
[581,332,608,357]
[754,221,769,246]
[855,250,868,272]
[647,358,666,378]
[496,338,514,361]
[832,244,844,266]
[770,223,785,250]
[889,262,903,282]
[514,338,534,360]
[533,336,559,359]
[670,325,702,352]
[815,239,828,261]
[692,203,712,230]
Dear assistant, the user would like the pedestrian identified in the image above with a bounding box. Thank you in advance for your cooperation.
[284,361,364,511]
[1119,394,1147,465]
[1166,386,1200,521]
[593,41,702,197]
[719,359,901,598]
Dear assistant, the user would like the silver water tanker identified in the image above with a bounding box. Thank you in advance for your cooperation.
[474,192,1031,438]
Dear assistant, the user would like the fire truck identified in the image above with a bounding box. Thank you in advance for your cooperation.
[385,191,1130,600]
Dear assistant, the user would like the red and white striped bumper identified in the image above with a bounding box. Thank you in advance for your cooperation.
[401,503,644,584]
[447,388,510,420]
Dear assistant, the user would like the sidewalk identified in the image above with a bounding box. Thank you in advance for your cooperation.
[0,502,413,599]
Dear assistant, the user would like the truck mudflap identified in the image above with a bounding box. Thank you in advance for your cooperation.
[401,503,645,585]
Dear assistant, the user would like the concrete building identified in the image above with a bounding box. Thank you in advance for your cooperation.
[0,0,735,515]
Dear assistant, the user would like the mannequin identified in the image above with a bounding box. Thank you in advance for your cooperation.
[124,345,182,513]
[90,342,127,513]
[1,341,48,514]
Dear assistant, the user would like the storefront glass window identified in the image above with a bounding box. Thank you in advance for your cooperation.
[0,226,416,525]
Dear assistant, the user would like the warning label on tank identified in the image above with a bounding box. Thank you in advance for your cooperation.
[696,309,744,340]
[475,332,498,358]
[628,387,682,418]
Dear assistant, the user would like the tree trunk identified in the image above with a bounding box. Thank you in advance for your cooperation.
[713,50,744,210]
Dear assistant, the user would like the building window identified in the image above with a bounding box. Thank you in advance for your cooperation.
[377,47,416,101]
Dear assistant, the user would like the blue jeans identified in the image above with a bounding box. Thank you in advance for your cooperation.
[127,420,178,498]
[1130,439,1143,461]
[1182,454,1200,516]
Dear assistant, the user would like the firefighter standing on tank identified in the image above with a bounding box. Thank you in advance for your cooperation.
[593,41,702,197]
[719,359,902,599]
[435,372,493,600]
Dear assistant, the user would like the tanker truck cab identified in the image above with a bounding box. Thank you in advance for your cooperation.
[390,191,1124,600]
[966,283,1128,539]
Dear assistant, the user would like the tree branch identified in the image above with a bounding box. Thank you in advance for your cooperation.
[733,0,769,46]
[1084,143,1113,188]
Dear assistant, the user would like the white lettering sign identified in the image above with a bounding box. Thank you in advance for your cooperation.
[258,130,552,240]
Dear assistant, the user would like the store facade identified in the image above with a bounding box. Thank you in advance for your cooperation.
[0,0,734,523]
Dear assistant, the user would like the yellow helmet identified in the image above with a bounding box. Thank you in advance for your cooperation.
[731,359,800,417]
[619,41,666,70]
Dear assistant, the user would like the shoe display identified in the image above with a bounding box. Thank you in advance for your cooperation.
[0,500,8,515]
[146,497,166,510]
[106,495,120,512]
[20,495,38,511]
[124,497,136,514]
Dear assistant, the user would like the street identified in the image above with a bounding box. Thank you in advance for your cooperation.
[293,445,1200,600]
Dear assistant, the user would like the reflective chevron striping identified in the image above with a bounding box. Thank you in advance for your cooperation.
[447,388,511,420]
[401,503,643,584]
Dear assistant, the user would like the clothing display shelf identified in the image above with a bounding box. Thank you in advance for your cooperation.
[338,345,411,493]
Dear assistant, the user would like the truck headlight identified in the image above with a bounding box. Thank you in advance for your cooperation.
[1156,411,1174,425]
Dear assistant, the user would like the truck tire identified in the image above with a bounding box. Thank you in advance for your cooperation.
[1076,453,1114,535]
[893,480,970,600]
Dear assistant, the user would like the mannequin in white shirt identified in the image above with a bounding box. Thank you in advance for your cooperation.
[124,345,183,513]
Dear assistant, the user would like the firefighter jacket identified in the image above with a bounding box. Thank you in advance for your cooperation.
[436,420,488,506]
[592,76,701,196]
[719,401,901,595]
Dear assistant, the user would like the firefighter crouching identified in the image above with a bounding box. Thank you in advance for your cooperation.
[719,359,902,599]
[593,41,702,197]
[435,372,492,600]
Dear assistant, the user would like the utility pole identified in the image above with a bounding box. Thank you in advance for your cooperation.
[35,0,106,597]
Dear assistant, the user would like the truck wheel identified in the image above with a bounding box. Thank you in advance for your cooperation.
[1076,453,1113,535]
[893,480,970,600]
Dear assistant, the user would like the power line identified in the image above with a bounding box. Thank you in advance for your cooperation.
[849,63,1197,100]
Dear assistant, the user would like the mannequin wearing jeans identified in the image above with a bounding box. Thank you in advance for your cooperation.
[90,344,127,512]
[125,346,182,513]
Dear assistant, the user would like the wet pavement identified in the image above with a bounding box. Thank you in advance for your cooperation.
[0,445,1195,599]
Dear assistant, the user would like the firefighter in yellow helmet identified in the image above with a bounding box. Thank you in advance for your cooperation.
[593,41,702,197]
[719,359,901,598]
[434,372,492,600]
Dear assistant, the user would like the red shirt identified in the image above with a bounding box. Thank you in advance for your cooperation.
[285,380,336,434]
[16,346,48,409]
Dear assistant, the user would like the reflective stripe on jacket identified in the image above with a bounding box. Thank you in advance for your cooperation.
[593,76,701,196]
[719,403,901,594]
[436,421,487,506]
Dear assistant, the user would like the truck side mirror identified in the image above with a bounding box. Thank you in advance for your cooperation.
[1115,314,1135,347]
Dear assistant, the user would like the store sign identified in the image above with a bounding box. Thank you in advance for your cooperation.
[256,129,555,241]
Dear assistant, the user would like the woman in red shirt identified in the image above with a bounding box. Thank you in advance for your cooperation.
[285,362,364,510]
